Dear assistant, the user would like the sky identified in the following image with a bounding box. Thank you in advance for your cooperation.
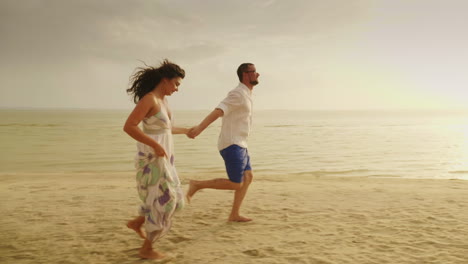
[1,0,468,111]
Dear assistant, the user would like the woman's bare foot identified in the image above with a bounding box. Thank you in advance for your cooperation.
[127,217,145,239]
[228,215,253,222]
[139,248,165,259]
[186,180,199,203]
[139,239,165,259]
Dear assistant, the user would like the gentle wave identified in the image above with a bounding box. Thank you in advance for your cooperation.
[0,123,62,127]
[449,171,468,174]
[248,168,374,177]
[264,125,299,128]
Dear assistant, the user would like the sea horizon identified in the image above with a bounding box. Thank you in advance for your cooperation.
[2,106,468,112]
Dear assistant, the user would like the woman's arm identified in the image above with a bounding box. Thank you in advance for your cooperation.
[123,95,166,157]
[172,126,190,135]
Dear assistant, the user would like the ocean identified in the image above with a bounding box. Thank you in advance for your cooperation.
[0,109,467,180]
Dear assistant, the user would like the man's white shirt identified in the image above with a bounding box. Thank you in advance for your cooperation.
[216,83,253,151]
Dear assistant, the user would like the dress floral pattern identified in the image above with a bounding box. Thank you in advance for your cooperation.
[134,107,184,242]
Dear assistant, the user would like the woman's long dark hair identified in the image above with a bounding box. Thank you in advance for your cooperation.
[126,59,185,104]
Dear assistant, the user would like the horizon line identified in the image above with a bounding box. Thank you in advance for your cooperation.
[1,106,468,112]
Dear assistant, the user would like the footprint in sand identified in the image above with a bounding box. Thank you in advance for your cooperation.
[71,195,85,201]
[168,235,191,244]
[243,249,261,257]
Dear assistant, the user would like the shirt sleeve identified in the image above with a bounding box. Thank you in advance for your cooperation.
[216,91,243,116]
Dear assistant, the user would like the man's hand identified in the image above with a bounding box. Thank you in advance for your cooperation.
[188,126,202,139]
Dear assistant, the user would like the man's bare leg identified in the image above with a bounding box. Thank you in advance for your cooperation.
[229,170,253,222]
[139,239,165,259]
[126,216,146,239]
[186,178,241,203]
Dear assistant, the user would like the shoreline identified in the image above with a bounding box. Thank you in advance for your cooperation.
[1,171,467,181]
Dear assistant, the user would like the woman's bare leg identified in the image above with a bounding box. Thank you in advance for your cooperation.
[139,239,165,259]
[126,216,145,239]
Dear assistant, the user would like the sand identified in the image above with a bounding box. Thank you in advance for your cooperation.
[1,172,467,264]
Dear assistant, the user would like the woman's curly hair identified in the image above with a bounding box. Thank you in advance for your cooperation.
[127,59,185,103]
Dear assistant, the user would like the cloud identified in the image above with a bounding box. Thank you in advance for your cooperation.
[0,0,370,65]
[2,0,467,110]
[1,0,210,63]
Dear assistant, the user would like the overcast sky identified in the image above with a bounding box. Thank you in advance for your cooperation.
[1,0,467,110]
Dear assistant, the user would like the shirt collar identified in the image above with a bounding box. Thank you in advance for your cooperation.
[238,82,252,95]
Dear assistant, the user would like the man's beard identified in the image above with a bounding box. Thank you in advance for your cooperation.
[250,80,259,85]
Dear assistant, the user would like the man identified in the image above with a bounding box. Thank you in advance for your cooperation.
[186,63,260,222]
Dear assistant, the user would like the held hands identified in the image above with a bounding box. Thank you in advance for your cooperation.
[187,126,202,139]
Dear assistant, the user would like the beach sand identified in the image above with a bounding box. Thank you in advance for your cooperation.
[1,173,467,264]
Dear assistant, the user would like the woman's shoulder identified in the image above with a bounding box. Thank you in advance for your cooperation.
[137,93,161,115]
[139,93,159,106]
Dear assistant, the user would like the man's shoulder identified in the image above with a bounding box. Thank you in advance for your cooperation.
[230,83,242,91]
[231,83,250,96]
[226,86,243,97]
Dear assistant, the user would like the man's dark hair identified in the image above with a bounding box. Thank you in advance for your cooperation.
[236,63,254,82]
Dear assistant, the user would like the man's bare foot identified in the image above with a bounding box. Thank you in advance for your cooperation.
[228,215,253,222]
[186,180,199,204]
[127,219,145,239]
[139,248,165,259]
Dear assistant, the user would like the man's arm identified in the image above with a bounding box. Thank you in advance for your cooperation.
[188,108,224,138]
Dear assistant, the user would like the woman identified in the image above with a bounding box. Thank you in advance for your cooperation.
[123,59,187,259]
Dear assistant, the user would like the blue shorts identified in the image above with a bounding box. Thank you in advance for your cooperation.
[219,145,251,183]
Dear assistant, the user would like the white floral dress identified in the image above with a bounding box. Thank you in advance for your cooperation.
[134,106,184,242]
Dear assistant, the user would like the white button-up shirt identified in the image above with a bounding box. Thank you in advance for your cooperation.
[216,83,253,151]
